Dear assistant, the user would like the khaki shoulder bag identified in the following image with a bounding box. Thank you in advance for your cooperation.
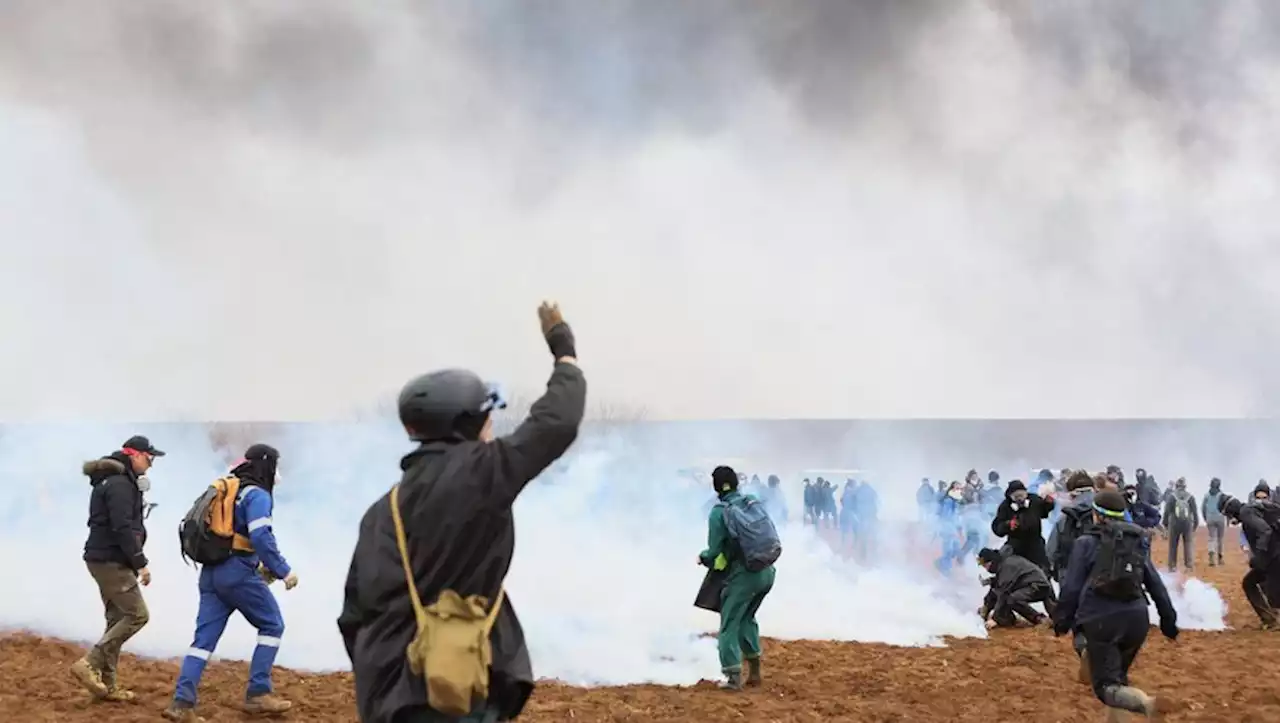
[390,483,506,717]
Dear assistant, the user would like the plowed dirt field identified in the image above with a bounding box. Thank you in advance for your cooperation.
[4,530,1275,722]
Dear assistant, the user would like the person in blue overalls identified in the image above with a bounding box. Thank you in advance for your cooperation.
[162,444,298,722]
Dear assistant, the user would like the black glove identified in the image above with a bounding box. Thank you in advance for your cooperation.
[1250,555,1268,572]
[1160,619,1178,641]
[545,322,577,359]
[1052,621,1070,637]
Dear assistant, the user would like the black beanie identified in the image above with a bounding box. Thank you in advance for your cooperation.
[1220,493,1242,518]
[978,548,1002,565]
[1254,480,1271,497]
[1004,479,1027,499]
[712,466,739,495]
[232,443,280,492]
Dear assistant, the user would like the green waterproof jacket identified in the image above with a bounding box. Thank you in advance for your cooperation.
[699,490,767,574]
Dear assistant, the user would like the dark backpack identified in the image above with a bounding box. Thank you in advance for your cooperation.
[1257,500,1280,532]
[718,495,782,572]
[1052,505,1089,576]
[1089,521,1147,601]
[178,476,244,566]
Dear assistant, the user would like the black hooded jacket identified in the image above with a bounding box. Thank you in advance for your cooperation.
[337,361,586,723]
[1239,501,1280,568]
[991,484,1052,565]
[83,452,149,571]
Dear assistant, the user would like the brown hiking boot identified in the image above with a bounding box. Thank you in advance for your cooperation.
[161,702,207,722]
[745,658,762,687]
[243,693,293,716]
[69,657,109,698]
[101,685,137,703]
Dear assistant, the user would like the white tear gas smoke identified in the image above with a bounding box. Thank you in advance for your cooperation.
[3,0,1280,420]
[0,421,1230,684]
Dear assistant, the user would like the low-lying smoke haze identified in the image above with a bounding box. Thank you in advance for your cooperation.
[3,0,1279,420]
[0,421,1232,683]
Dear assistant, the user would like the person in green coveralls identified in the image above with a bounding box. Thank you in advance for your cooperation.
[698,465,778,691]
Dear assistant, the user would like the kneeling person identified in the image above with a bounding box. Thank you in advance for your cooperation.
[977,548,1055,629]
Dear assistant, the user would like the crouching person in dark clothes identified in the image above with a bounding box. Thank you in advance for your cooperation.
[698,466,780,691]
[976,548,1055,629]
[1218,493,1280,629]
[1053,489,1178,720]
[337,302,586,723]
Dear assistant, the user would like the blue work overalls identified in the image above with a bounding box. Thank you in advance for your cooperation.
[173,484,291,705]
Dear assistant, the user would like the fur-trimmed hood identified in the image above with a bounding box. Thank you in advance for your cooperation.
[83,453,131,486]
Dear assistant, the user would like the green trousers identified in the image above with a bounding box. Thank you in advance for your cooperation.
[718,565,776,672]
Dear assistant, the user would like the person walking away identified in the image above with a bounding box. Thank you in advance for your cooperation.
[760,475,788,525]
[163,444,298,721]
[977,548,1056,628]
[337,302,585,723]
[935,482,968,573]
[991,480,1053,575]
[839,480,858,552]
[802,479,816,527]
[1134,468,1161,508]
[1202,478,1227,567]
[698,465,781,690]
[1163,478,1198,573]
[1053,489,1178,720]
[72,435,164,702]
[1122,484,1162,562]
[1218,493,1280,629]
[917,478,935,522]
[854,481,879,561]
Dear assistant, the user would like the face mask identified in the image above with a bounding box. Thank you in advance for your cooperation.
[136,475,151,494]
[948,489,963,500]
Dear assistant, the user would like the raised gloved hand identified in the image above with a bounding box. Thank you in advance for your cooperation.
[538,301,577,360]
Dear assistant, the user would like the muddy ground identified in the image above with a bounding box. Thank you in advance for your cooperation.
[4,529,1276,722]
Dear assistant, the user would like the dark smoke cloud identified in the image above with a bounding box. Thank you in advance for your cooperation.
[1,0,1279,419]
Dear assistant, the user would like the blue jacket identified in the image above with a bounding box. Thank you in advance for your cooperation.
[233,485,291,579]
[1055,532,1176,630]
[1128,500,1161,529]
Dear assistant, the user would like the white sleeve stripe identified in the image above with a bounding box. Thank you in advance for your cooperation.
[186,647,212,661]
[256,635,282,648]
[247,517,272,532]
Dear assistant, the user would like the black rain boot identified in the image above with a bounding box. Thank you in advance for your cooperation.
[745,658,762,687]
[719,671,744,691]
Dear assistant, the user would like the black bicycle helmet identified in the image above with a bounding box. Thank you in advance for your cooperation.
[397,369,507,442]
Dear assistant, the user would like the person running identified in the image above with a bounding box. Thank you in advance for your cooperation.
[1054,488,1178,720]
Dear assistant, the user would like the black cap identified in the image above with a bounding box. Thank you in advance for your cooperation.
[978,548,1002,564]
[1005,479,1027,498]
[244,443,280,461]
[122,435,164,457]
